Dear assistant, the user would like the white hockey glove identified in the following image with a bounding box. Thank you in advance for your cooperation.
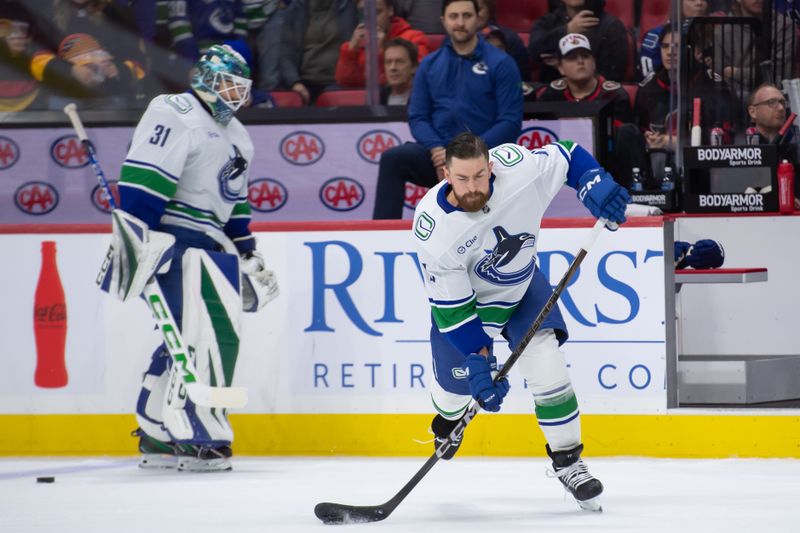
[99,209,175,302]
[240,250,279,312]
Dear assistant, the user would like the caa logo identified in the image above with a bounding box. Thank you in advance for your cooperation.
[356,130,401,163]
[319,177,365,211]
[517,126,559,150]
[0,136,20,169]
[90,181,120,213]
[15,181,59,215]
[404,183,429,210]
[280,131,325,165]
[248,178,288,212]
[51,135,89,168]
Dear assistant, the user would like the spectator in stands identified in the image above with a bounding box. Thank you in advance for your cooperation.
[480,22,543,102]
[372,0,521,219]
[281,0,357,104]
[30,0,145,109]
[246,0,290,91]
[639,0,709,79]
[717,0,796,95]
[537,33,633,125]
[335,0,428,87]
[166,0,248,61]
[746,82,800,208]
[380,37,417,104]
[475,0,530,80]
[0,1,44,110]
[528,0,629,83]
[394,0,443,33]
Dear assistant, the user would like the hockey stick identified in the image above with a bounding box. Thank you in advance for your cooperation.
[314,218,608,524]
[63,103,247,409]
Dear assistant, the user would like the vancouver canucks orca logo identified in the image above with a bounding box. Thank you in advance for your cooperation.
[218,145,248,202]
[474,226,536,285]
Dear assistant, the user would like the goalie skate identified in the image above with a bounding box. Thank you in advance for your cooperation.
[133,428,178,469]
[547,443,604,512]
[176,444,233,472]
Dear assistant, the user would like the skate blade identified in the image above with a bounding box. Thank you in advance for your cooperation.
[139,454,177,469]
[177,457,232,472]
[577,496,603,513]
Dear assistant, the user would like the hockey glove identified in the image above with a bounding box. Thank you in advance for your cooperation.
[577,169,630,227]
[675,240,725,270]
[240,250,279,312]
[464,353,510,412]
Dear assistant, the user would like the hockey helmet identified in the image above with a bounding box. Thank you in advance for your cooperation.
[191,44,252,126]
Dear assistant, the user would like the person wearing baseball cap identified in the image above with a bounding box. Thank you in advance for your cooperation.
[538,33,632,127]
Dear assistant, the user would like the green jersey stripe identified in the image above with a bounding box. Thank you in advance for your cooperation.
[165,202,223,227]
[232,201,251,216]
[432,295,478,331]
[120,166,177,198]
[476,304,518,325]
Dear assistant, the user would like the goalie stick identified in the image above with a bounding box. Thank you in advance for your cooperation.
[63,103,247,409]
[314,217,608,524]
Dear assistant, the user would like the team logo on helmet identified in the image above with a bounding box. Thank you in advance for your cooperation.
[15,181,59,215]
[248,178,288,212]
[280,131,325,165]
[474,226,536,286]
[356,130,401,164]
[404,183,429,210]
[90,181,120,213]
[517,126,559,150]
[319,177,365,211]
[0,136,20,169]
[218,145,248,202]
[51,135,89,168]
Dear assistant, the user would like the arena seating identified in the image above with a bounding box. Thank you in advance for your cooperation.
[426,33,446,52]
[315,89,367,107]
[270,90,304,108]
[494,0,549,33]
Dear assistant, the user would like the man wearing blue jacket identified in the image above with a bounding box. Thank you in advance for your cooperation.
[372,0,522,219]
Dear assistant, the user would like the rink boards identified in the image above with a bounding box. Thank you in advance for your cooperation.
[1,218,798,458]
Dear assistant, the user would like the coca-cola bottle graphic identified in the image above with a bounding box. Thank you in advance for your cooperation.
[33,241,68,388]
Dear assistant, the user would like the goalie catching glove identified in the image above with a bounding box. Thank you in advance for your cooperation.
[240,250,279,312]
[98,209,175,302]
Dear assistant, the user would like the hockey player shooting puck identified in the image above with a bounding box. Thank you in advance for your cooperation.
[36,476,55,483]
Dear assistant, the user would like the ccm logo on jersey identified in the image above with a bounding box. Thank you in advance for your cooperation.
[404,183,429,210]
[50,135,89,168]
[280,131,325,165]
[15,181,59,215]
[319,177,365,211]
[517,126,559,150]
[357,130,401,163]
[248,178,288,212]
[0,136,20,169]
[90,181,120,213]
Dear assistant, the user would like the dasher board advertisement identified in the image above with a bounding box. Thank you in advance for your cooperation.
[0,221,666,415]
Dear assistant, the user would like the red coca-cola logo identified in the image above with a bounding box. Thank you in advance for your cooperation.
[15,181,59,215]
[51,135,89,168]
[0,136,20,169]
[404,183,429,210]
[90,182,120,213]
[356,130,401,164]
[280,131,325,166]
[517,126,559,150]
[248,178,288,212]
[34,303,67,323]
[319,177,365,211]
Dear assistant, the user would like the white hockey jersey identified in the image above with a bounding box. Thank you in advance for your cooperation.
[119,92,255,251]
[413,141,582,353]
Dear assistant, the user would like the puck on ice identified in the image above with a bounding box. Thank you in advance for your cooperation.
[36,476,55,483]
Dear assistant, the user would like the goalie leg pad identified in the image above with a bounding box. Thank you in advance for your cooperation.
[516,329,581,451]
[135,346,172,443]
[161,248,242,446]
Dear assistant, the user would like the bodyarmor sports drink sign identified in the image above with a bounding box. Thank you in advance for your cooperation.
[682,145,779,213]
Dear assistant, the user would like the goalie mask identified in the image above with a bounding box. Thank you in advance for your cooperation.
[191,44,252,126]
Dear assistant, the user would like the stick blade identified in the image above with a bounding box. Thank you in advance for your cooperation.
[314,502,389,525]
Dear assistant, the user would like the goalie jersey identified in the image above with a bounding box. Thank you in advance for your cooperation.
[119,92,255,253]
[413,141,594,356]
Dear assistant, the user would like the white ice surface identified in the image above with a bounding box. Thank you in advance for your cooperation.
[2,456,798,532]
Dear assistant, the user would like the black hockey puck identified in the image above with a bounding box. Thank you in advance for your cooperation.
[36,476,55,483]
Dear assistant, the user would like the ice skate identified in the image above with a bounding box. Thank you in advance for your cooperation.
[431,414,464,460]
[547,444,604,512]
[133,428,177,469]
[176,444,233,472]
